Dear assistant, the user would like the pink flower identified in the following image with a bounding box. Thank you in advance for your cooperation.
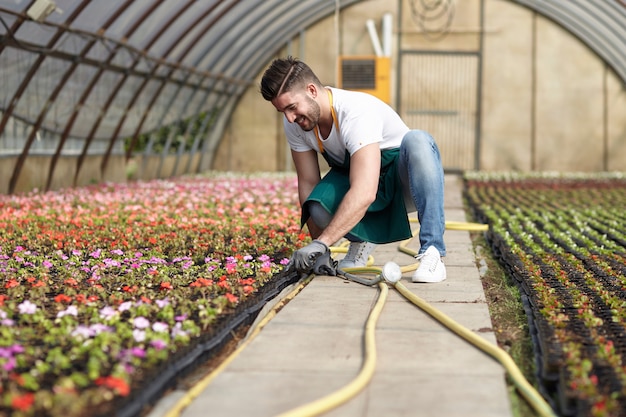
[150,339,167,350]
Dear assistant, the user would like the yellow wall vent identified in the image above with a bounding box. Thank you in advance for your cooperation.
[338,56,391,104]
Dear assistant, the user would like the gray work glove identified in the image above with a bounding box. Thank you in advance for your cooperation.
[311,249,337,276]
[290,240,331,274]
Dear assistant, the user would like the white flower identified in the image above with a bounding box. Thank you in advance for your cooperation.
[133,329,146,342]
[152,322,169,333]
[18,300,37,314]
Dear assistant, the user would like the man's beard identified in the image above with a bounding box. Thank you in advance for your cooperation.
[299,95,320,132]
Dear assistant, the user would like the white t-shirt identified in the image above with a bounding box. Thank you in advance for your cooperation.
[285,87,410,165]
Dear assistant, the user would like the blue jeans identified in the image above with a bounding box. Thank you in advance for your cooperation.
[307,129,446,254]
[398,130,446,256]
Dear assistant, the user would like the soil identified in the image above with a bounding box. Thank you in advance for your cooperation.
[470,232,538,417]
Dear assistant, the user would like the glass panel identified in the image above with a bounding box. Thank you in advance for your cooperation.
[0,10,18,28]
[93,74,142,139]
[30,128,61,155]
[46,0,84,25]
[45,63,98,135]
[68,71,123,138]
[165,88,194,124]
[0,1,28,12]
[142,82,179,133]
[119,78,163,137]
[0,117,29,155]
[85,39,114,61]
[72,0,128,32]
[192,1,292,72]
[110,46,137,68]
[126,1,190,50]
[167,0,232,64]
[0,48,38,108]
[104,1,150,41]
[55,31,91,55]
[182,88,209,121]
[15,57,71,122]
[13,19,58,44]
[146,1,216,57]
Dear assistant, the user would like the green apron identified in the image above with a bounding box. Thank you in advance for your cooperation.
[301,148,412,244]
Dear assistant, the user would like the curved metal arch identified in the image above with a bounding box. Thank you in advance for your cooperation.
[189,0,362,169]
[73,0,167,183]
[41,1,136,191]
[159,0,299,174]
[132,1,243,178]
[97,0,200,176]
[200,0,626,172]
[4,1,90,194]
[124,0,241,164]
[510,0,626,84]
[195,0,364,170]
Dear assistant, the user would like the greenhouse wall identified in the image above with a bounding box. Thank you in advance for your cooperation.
[219,0,626,173]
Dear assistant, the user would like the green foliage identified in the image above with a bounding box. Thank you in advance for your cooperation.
[123,110,218,155]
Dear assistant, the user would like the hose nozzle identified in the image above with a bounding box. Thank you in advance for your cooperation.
[381,262,402,284]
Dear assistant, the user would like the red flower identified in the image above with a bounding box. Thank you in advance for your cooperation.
[140,296,152,304]
[54,294,72,304]
[5,279,19,289]
[122,285,137,293]
[95,376,130,396]
[11,392,35,411]
[64,278,79,287]
[159,282,173,290]
[592,399,606,413]
[225,293,238,303]
[75,294,87,304]
[190,278,213,287]
[0,294,7,306]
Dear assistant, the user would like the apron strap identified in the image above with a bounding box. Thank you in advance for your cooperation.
[313,89,339,153]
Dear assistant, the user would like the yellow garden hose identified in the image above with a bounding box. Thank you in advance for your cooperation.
[162,275,314,417]
[165,220,556,417]
[278,220,555,417]
[275,282,388,417]
[392,280,555,417]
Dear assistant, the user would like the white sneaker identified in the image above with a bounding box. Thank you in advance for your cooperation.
[338,241,377,269]
[412,246,446,283]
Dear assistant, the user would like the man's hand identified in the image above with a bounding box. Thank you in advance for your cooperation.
[290,240,330,273]
[312,250,337,276]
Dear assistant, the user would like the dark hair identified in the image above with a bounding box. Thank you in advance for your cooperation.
[260,56,322,101]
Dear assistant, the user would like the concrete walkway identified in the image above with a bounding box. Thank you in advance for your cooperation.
[151,175,512,417]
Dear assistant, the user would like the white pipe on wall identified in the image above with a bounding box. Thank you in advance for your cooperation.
[366,19,383,57]
[382,12,393,57]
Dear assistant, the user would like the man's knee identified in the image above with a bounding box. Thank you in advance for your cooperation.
[401,130,435,152]
[308,201,332,229]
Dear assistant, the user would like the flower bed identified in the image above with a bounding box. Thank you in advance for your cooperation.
[0,173,305,417]
[464,172,626,417]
